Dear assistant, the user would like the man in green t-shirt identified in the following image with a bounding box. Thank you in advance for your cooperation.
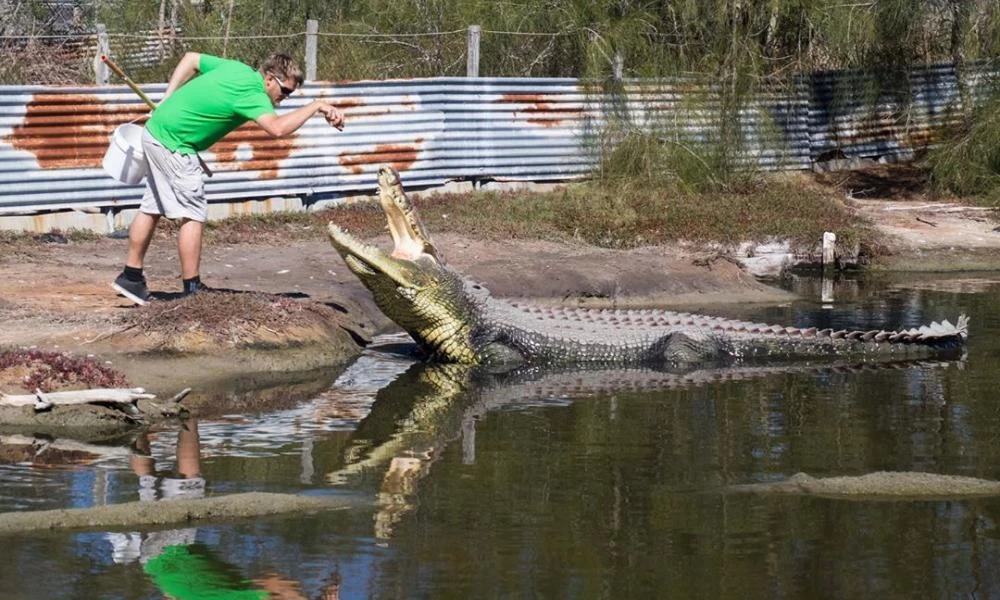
[112,52,344,305]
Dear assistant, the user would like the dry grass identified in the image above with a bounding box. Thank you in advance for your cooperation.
[0,229,102,246]
[195,173,880,258]
[118,291,344,344]
[0,173,887,260]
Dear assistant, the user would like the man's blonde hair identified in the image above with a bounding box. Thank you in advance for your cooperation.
[259,53,304,86]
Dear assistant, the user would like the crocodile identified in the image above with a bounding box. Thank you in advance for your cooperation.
[326,166,969,367]
[726,471,1000,500]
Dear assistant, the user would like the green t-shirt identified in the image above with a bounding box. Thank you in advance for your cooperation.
[146,54,274,155]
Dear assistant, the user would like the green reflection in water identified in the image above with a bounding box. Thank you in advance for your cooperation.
[143,543,267,600]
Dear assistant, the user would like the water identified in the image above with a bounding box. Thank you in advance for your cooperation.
[3,273,1000,599]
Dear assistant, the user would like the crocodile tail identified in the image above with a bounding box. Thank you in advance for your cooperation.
[765,314,969,349]
[902,313,969,343]
[956,314,970,339]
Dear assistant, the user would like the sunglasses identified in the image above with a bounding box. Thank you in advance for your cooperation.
[269,73,295,97]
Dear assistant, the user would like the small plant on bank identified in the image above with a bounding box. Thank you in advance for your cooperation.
[0,348,129,393]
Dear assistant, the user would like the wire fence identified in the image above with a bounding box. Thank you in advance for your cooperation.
[0,22,593,85]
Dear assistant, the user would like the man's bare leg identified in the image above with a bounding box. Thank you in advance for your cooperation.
[130,433,155,477]
[126,212,160,268]
[176,418,201,479]
[177,219,204,280]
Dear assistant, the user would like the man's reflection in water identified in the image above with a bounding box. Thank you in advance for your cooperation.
[132,417,205,503]
[142,543,341,599]
[104,419,341,599]
[106,418,204,564]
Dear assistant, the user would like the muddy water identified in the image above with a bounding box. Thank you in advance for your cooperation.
[3,273,1000,599]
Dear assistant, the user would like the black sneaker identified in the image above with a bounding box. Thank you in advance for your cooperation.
[112,273,149,306]
[182,280,213,297]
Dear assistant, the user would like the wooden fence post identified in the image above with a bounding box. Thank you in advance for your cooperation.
[467,25,481,77]
[821,231,836,304]
[305,19,318,82]
[93,23,110,85]
[822,231,836,270]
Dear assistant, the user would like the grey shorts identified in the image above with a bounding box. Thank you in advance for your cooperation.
[140,128,206,222]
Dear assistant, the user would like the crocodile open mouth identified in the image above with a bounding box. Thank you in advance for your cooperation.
[326,166,443,286]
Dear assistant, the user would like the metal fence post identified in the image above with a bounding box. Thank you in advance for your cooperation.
[305,19,318,81]
[467,24,481,77]
[93,23,110,85]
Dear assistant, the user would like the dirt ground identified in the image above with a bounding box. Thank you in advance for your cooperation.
[815,166,1000,269]
[1,167,998,402]
[0,232,788,348]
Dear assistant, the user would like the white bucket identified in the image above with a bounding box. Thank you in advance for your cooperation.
[102,123,148,184]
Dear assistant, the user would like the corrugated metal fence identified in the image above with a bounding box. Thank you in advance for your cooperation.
[0,62,997,216]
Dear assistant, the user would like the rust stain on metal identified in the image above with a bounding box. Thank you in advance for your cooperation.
[338,138,425,174]
[825,109,943,151]
[500,93,582,128]
[211,123,297,180]
[333,98,365,110]
[902,127,939,148]
[526,116,563,128]
[337,154,364,175]
[4,93,148,169]
[377,142,422,171]
[501,94,547,104]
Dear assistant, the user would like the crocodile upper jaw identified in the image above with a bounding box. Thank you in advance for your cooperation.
[327,166,443,287]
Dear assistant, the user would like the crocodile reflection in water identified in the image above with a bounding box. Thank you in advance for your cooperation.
[325,356,965,538]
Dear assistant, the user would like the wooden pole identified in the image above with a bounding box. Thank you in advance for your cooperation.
[305,19,319,81]
[222,0,235,57]
[466,25,481,77]
[821,231,836,305]
[93,24,109,85]
[822,231,836,269]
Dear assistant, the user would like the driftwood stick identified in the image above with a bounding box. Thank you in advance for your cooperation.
[167,387,192,404]
[0,435,134,458]
[33,389,53,411]
[0,388,156,408]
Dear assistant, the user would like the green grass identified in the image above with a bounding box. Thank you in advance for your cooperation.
[927,93,1000,206]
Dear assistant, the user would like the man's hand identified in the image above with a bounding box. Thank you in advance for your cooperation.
[316,102,345,130]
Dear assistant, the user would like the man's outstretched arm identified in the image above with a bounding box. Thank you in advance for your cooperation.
[255,101,344,138]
